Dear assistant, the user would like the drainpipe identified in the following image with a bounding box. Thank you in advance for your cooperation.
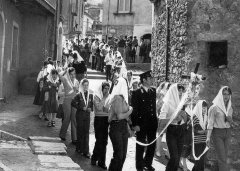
[106,0,110,41]
[54,0,60,60]
[165,0,170,81]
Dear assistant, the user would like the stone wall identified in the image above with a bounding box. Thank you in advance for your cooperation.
[152,0,240,170]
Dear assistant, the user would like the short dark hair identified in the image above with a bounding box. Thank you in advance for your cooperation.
[49,60,54,65]
[72,53,78,60]
[43,61,49,67]
[68,67,75,74]
[51,69,58,75]
[81,78,89,85]
[47,57,52,61]
[222,87,232,95]
[102,82,110,91]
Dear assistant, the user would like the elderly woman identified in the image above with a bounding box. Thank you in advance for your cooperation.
[207,86,233,171]
[91,82,110,169]
[159,84,188,171]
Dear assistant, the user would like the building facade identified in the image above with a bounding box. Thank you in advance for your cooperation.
[85,3,103,40]
[151,0,240,170]
[82,12,94,38]
[0,0,55,98]
[102,0,152,40]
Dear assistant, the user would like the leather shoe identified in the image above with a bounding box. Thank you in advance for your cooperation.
[98,163,107,170]
[144,166,155,171]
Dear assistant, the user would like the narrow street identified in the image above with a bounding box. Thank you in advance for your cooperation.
[0,69,193,171]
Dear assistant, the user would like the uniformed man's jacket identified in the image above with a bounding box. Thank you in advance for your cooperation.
[131,86,158,129]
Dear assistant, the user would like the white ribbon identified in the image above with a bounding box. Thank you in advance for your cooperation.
[190,104,209,160]
[81,91,90,107]
[133,83,209,161]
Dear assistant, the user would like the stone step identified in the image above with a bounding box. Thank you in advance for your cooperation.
[28,136,62,143]
[37,155,82,171]
[30,140,67,155]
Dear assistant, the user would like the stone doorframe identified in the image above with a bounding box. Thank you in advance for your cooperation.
[0,11,5,98]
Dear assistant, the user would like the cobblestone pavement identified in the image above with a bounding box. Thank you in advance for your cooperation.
[0,69,191,171]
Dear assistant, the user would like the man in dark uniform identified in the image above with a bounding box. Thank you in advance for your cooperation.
[131,70,158,171]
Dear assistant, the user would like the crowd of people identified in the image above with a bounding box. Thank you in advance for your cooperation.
[64,35,151,69]
[33,37,234,171]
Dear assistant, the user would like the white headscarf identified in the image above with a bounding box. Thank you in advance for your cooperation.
[163,83,181,110]
[193,100,207,130]
[47,70,59,84]
[109,77,129,104]
[72,50,84,62]
[212,86,232,116]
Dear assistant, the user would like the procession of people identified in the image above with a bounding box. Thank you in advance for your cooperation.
[33,36,235,171]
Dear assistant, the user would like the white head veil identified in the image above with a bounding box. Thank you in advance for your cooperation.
[163,83,181,110]
[109,77,129,104]
[212,86,232,116]
[72,50,84,62]
[47,69,59,84]
[193,100,207,130]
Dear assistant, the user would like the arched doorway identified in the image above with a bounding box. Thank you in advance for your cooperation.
[0,11,5,98]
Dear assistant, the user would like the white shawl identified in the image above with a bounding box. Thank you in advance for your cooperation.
[212,86,232,116]
[193,100,207,130]
[109,77,129,104]
[72,50,84,62]
[163,83,181,110]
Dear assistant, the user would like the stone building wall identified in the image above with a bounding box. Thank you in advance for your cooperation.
[152,0,240,170]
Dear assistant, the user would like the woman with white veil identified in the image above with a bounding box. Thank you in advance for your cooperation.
[207,86,233,171]
[192,100,208,171]
[156,82,171,158]
[159,83,188,171]
[71,51,86,82]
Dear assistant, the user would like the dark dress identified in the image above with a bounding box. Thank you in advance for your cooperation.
[192,115,207,171]
[33,81,44,106]
[42,81,60,114]
[71,91,94,154]
[131,87,158,170]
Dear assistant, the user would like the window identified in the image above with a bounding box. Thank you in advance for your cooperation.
[118,0,131,12]
[208,41,228,68]
[11,22,19,69]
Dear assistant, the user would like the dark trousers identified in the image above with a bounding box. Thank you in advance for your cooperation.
[92,55,97,69]
[92,116,109,165]
[109,120,128,171]
[106,65,112,81]
[136,128,157,169]
[192,143,206,171]
[166,125,184,171]
[100,56,105,72]
[76,112,90,154]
